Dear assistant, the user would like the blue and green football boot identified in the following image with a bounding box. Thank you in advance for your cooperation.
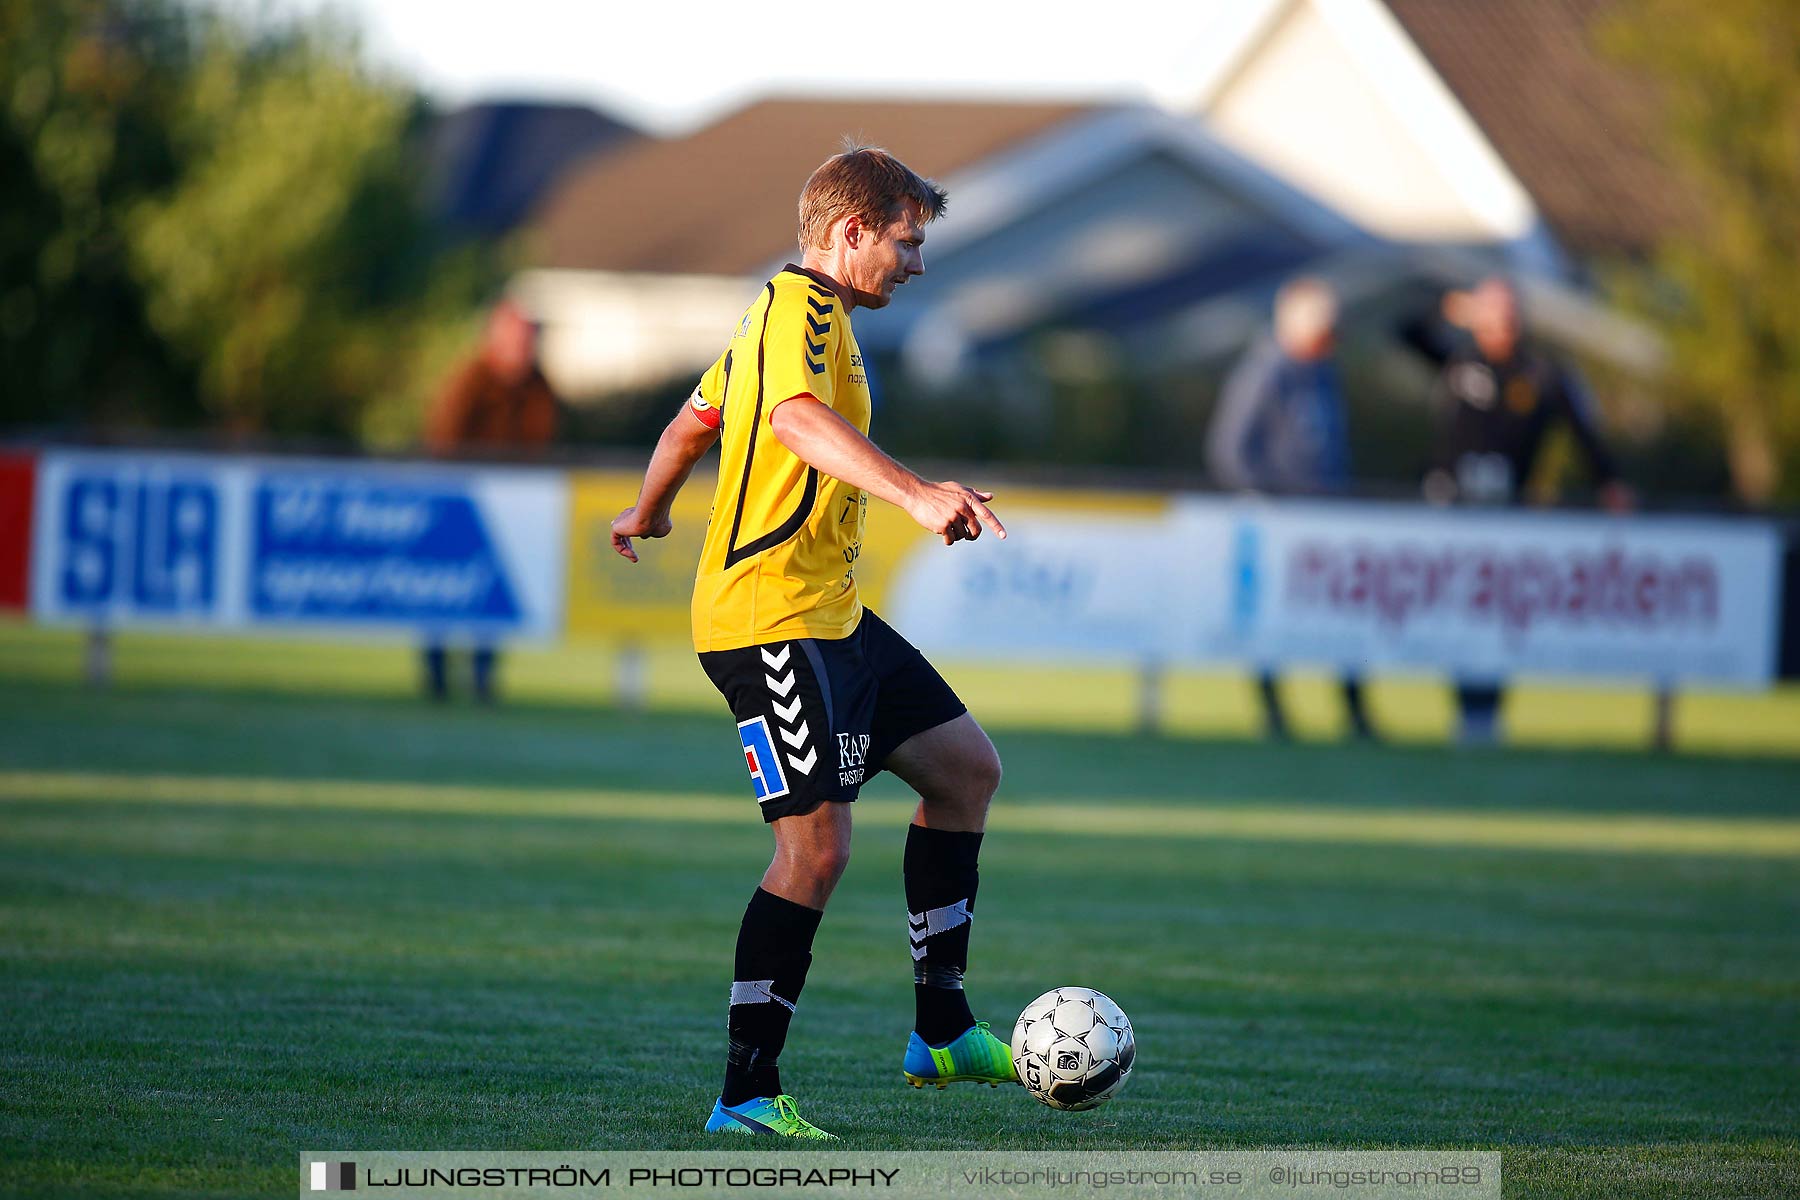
[903,1021,1020,1089]
[704,1094,838,1140]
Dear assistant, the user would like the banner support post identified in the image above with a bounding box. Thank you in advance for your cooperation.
[615,639,647,713]
[1136,655,1165,737]
[82,625,112,688]
[1652,679,1675,752]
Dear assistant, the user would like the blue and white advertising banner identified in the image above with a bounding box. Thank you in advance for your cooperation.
[30,451,252,628]
[247,465,564,637]
[31,451,565,640]
[27,450,1785,683]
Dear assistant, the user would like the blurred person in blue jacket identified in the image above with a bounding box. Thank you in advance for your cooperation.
[1207,277,1374,741]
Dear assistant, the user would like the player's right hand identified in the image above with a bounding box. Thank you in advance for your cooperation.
[610,506,672,563]
[906,481,1006,546]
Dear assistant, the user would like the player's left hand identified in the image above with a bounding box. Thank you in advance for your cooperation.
[611,506,672,563]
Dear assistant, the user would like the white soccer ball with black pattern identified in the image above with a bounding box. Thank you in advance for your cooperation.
[1010,986,1135,1111]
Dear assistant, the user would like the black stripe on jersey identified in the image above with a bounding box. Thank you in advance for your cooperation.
[723,282,821,569]
[724,283,776,567]
[780,264,841,307]
[806,313,830,336]
[805,336,825,357]
[807,296,832,318]
[726,465,818,567]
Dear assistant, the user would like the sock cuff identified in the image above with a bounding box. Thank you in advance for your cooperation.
[746,887,825,939]
[904,824,983,875]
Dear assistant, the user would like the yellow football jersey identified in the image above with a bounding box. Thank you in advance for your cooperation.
[689,265,872,651]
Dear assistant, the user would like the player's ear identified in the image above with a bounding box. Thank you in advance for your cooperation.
[842,214,863,249]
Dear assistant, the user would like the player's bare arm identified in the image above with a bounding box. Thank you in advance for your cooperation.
[769,395,1005,546]
[611,405,720,563]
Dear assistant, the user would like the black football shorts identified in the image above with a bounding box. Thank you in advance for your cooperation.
[698,609,967,821]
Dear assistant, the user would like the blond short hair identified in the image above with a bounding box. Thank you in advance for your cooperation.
[1274,277,1338,349]
[798,142,948,252]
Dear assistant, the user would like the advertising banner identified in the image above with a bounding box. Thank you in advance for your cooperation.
[886,497,1784,687]
[881,504,1188,661]
[29,450,566,640]
[30,450,249,628]
[564,468,718,641]
[22,449,1786,684]
[564,468,1171,649]
[1210,500,1783,686]
[0,451,38,611]
[248,465,565,638]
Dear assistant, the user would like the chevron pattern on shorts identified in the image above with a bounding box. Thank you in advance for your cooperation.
[761,645,816,775]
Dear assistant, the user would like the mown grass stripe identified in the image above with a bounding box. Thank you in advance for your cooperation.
[5,771,1797,858]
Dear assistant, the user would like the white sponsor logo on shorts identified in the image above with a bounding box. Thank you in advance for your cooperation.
[837,732,870,770]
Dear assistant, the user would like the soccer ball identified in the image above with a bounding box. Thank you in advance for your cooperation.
[1010,986,1135,1110]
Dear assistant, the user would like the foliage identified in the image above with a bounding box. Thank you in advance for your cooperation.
[0,0,198,428]
[0,0,499,444]
[1604,0,1800,504]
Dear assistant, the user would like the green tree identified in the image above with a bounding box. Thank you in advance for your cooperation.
[1605,0,1800,505]
[0,0,200,428]
[2,0,498,444]
[128,17,493,441]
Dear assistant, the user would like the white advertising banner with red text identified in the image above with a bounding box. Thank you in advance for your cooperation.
[885,499,1782,687]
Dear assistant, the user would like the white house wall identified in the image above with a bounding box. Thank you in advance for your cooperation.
[511,269,757,402]
[1194,0,1537,247]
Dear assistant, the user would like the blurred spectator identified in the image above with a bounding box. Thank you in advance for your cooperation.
[422,300,561,703]
[1208,278,1375,741]
[425,301,560,457]
[1400,276,1632,743]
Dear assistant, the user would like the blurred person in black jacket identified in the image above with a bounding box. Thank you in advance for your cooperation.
[1401,277,1632,744]
[1209,277,1375,741]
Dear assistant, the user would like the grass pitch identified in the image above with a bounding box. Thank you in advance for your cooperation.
[0,641,1797,1197]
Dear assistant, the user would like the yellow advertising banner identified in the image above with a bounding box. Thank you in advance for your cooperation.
[564,467,711,640]
[566,467,1169,644]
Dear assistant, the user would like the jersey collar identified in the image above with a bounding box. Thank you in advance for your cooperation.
[781,263,853,309]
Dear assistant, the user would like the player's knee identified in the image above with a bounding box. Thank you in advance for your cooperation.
[809,839,852,887]
[924,744,1001,814]
[968,745,1003,805]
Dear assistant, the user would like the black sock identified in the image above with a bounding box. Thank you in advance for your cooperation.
[721,888,822,1107]
[905,824,981,1045]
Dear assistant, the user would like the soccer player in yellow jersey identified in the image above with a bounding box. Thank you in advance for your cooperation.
[610,145,1017,1138]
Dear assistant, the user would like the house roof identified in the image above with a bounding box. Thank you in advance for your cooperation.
[428,102,640,235]
[1383,0,1697,257]
[849,106,1374,360]
[529,96,1094,277]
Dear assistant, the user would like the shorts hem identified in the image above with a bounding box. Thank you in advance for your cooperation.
[758,793,857,823]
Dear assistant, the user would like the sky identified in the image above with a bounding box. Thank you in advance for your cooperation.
[213,0,1239,133]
